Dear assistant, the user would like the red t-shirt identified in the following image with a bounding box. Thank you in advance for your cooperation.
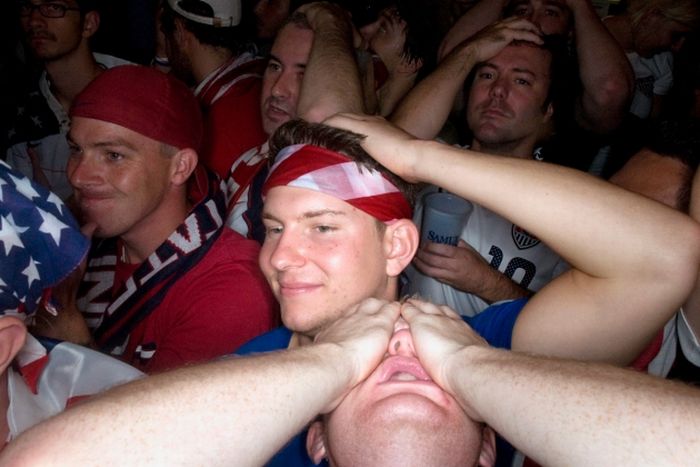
[112,228,278,373]
[198,59,268,179]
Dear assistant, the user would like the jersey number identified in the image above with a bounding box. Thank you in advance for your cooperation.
[487,246,536,289]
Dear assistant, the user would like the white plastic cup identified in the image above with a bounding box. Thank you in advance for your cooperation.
[421,192,473,246]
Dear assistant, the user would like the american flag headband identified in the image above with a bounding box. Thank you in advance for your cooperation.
[262,144,412,222]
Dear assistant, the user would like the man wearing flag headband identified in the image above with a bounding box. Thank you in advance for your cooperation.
[5,117,699,465]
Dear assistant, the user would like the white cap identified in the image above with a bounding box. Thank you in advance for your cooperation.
[167,0,241,27]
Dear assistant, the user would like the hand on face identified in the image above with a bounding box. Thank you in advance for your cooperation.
[31,222,95,344]
[414,239,493,297]
[313,298,401,409]
[400,298,487,416]
[323,113,422,182]
[465,17,543,64]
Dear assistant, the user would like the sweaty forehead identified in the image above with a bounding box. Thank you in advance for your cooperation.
[270,24,313,64]
[485,44,552,77]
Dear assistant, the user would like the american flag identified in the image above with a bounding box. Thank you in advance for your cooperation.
[0,160,89,319]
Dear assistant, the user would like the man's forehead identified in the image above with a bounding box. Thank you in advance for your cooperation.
[483,44,551,76]
[270,24,313,63]
[509,0,568,11]
[264,186,355,216]
[69,117,159,147]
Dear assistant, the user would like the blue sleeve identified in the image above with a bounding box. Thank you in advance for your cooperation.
[234,327,320,467]
[466,298,528,350]
[235,327,293,355]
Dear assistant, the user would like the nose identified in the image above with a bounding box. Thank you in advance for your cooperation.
[26,4,46,26]
[489,76,507,99]
[270,71,291,99]
[267,230,306,271]
[67,153,101,190]
[388,318,416,357]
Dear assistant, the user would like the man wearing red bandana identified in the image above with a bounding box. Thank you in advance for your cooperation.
[31,65,277,373]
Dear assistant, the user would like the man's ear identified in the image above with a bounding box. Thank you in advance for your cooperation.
[477,426,497,467]
[383,218,419,277]
[174,17,191,49]
[82,11,100,39]
[543,101,554,123]
[170,148,198,186]
[306,420,328,465]
[0,317,27,375]
[479,425,496,467]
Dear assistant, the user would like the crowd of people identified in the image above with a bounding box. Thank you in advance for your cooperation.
[1,0,700,465]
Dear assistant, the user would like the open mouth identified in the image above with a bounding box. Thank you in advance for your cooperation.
[379,356,432,384]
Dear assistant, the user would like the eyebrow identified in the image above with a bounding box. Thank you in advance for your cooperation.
[477,62,537,78]
[268,53,307,70]
[262,208,347,223]
[66,135,139,152]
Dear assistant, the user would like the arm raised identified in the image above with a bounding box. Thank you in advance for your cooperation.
[326,113,700,364]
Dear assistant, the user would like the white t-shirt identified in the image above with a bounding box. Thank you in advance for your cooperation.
[627,50,674,119]
[403,185,567,317]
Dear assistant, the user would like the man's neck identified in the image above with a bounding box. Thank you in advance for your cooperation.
[119,191,192,265]
[44,44,102,113]
[471,138,536,159]
[192,44,235,84]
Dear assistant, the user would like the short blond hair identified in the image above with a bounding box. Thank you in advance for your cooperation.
[628,0,700,29]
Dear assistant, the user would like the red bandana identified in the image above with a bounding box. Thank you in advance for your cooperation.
[71,65,203,151]
[263,144,412,222]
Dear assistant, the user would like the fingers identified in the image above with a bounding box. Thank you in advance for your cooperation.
[403,298,462,320]
[420,241,460,257]
[324,112,382,133]
[80,222,98,239]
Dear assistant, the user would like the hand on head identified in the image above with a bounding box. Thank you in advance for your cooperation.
[323,113,422,182]
[464,17,543,64]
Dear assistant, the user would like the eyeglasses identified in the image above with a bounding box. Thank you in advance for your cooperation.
[18,2,81,18]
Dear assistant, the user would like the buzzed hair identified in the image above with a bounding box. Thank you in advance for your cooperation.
[268,119,418,206]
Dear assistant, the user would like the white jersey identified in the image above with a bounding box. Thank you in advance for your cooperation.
[646,309,700,377]
[626,50,674,120]
[403,185,567,317]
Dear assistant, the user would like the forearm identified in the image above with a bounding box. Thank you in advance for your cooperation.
[414,140,698,286]
[474,266,531,304]
[0,344,352,466]
[438,0,507,60]
[569,0,633,132]
[448,345,700,465]
[391,44,477,139]
[298,15,364,122]
[411,139,700,362]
